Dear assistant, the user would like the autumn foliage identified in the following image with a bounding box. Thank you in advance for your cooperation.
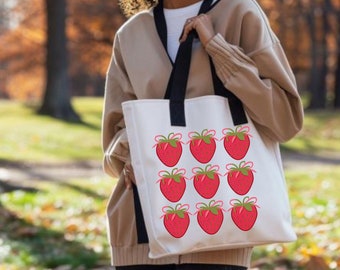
[0,0,124,100]
[0,0,339,109]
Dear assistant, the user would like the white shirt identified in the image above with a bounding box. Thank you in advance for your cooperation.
[164,1,203,62]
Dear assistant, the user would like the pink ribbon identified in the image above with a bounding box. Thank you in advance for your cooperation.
[195,200,225,216]
[225,161,256,175]
[188,129,216,139]
[161,204,190,219]
[158,168,186,178]
[228,196,260,213]
[153,132,183,148]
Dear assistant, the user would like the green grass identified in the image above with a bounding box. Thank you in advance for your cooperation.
[283,111,340,156]
[0,98,103,163]
[252,166,340,269]
[0,177,114,269]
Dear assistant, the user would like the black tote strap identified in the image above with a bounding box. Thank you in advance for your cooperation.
[209,58,248,125]
[132,184,149,244]
[165,0,214,126]
[154,0,171,62]
[154,0,217,60]
[154,0,247,126]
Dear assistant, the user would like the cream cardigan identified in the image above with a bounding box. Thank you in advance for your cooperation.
[102,0,303,267]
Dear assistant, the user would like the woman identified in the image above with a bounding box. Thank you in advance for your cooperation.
[102,0,304,269]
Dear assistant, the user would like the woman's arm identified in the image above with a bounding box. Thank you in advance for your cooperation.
[205,34,304,142]
[180,3,304,142]
[102,34,136,178]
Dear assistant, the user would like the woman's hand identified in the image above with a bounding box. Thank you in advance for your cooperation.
[123,162,136,190]
[179,14,215,47]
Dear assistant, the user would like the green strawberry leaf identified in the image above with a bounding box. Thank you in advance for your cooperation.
[203,136,212,144]
[173,175,181,183]
[169,139,177,147]
[163,171,171,178]
[233,200,243,208]
[177,210,185,219]
[158,135,167,142]
[206,171,215,179]
[244,203,253,211]
[228,163,238,171]
[211,207,218,215]
[193,131,201,138]
[240,168,249,176]
[196,167,205,174]
[237,132,245,140]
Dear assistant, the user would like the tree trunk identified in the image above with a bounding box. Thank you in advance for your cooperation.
[308,1,327,109]
[38,0,80,122]
[294,0,304,69]
[334,10,340,108]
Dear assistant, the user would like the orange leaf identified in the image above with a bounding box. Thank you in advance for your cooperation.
[305,256,328,270]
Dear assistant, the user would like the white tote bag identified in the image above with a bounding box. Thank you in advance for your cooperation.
[122,1,296,259]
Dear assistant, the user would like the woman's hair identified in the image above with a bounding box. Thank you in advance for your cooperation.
[119,0,159,17]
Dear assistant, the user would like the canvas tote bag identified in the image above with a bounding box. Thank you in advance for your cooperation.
[122,0,296,259]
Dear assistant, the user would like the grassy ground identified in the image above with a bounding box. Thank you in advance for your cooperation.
[252,167,340,269]
[0,178,113,269]
[0,98,339,269]
[0,98,103,162]
[283,111,340,157]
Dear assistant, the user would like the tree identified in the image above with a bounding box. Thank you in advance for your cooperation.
[306,0,328,109]
[38,0,80,122]
[0,0,123,100]
[3,0,336,110]
[333,3,340,108]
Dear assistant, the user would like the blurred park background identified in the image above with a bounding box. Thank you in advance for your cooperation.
[0,0,339,269]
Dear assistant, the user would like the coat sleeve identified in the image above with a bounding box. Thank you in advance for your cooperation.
[205,5,304,143]
[101,34,135,178]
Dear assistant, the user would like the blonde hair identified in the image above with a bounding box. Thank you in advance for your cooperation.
[119,0,159,17]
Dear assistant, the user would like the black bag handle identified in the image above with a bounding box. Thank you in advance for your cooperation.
[154,0,248,127]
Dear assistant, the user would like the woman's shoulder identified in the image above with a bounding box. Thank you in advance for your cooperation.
[212,0,278,52]
[213,0,274,36]
[116,9,154,37]
[214,0,266,15]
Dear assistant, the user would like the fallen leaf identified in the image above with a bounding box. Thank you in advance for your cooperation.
[305,256,329,270]
[17,226,39,237]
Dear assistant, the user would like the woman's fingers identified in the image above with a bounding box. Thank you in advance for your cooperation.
[179,17,195,43]
[180,14,215,47]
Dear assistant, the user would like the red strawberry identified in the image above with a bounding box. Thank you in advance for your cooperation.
[154,133,183,167]
[162,204,190,238]
[189,129,217,163]
[192,165,220,199]
[226,161,255,195]
[229,197,259,231]
[222,126,251,160]
[157,168,187,202]
[196,200,224,234]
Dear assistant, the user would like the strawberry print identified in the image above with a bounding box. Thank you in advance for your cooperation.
[195,200,225,235]
[161,204,190,238]
[226,161,256,195]
[157,168,187,202]
[222,126,251,160]
[188,129,217,163]
[154,133,183,167]
[229,196,259,231]
[192,165,221,199]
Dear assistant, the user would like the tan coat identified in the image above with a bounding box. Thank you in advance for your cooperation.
[102,0,304,267]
